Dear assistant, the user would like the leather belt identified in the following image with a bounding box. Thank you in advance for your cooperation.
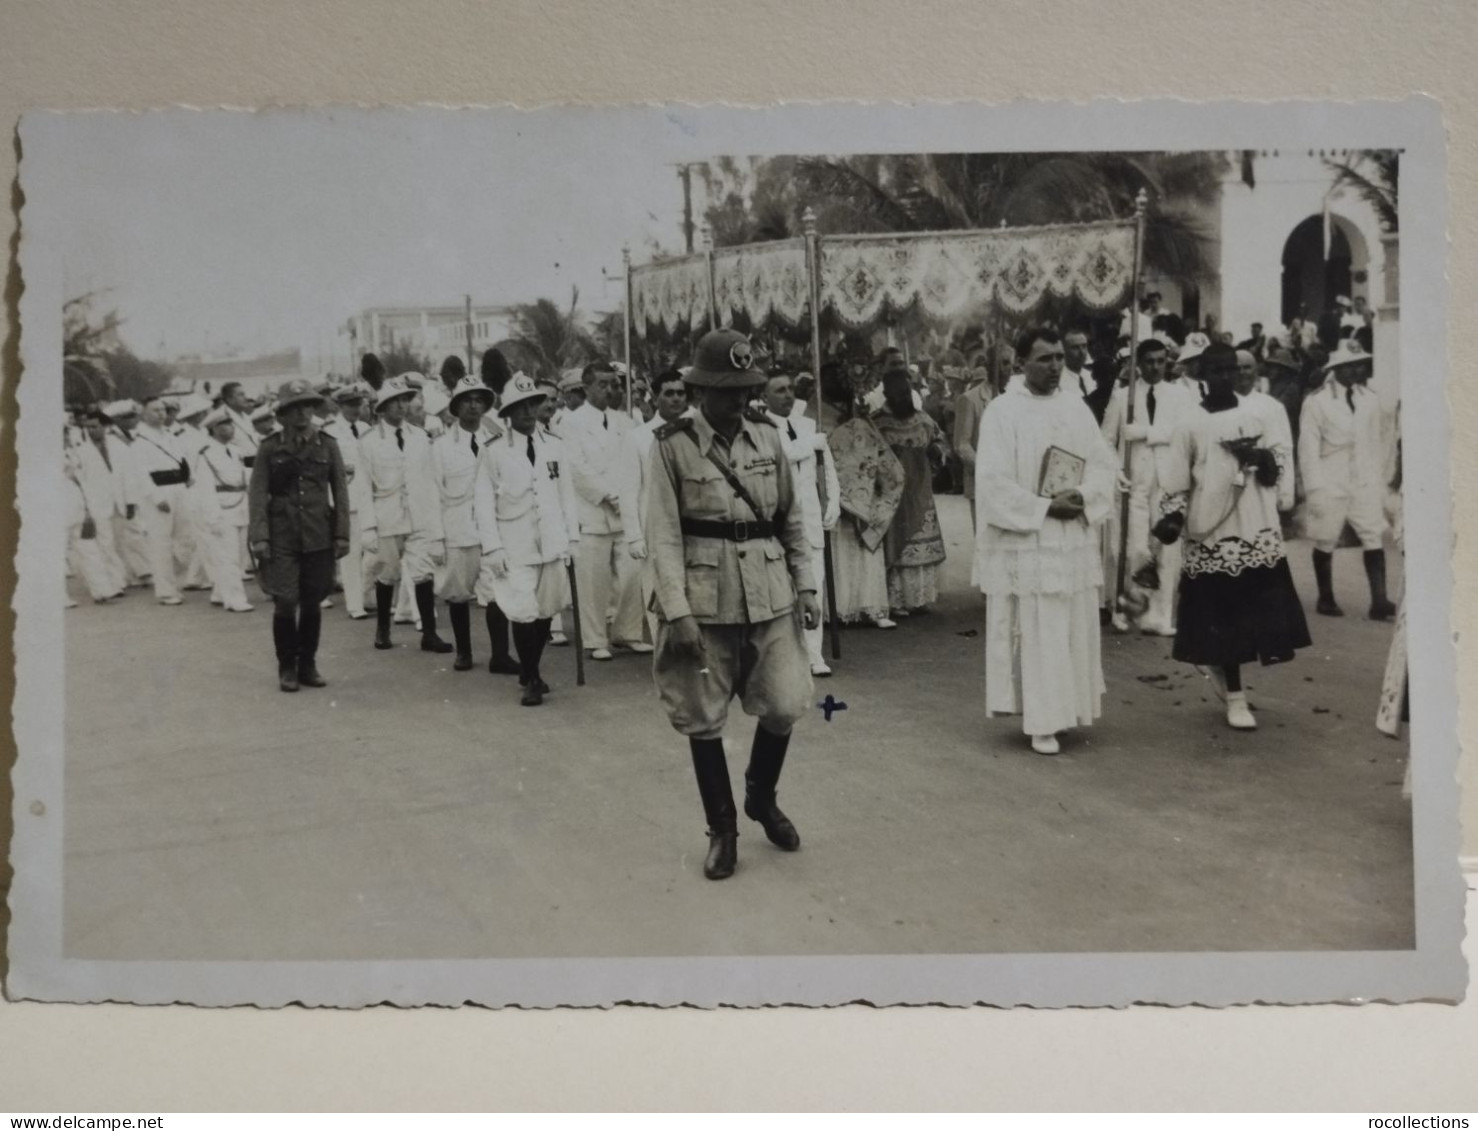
[215,484,246,493]
[148,467,189,487]
[680,517,775,542]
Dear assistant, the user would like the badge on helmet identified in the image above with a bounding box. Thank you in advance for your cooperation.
[685,329,766,389]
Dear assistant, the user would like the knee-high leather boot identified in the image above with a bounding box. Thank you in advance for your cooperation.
[273,603,300,692]
[297,603,326,687]
[374,582,394,649]
[512,621,544,706]
[690,737,738,880]
[416,580,453,653]
[1312,549,1342,617]
[1364,549,1397,621]
[448,601,474,670]
[744,725,801,851]
[486,602,520,674]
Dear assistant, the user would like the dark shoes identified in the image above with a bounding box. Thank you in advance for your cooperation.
[1369,598,1397,621]
[278,664,299,693]
[374,627,393,650]
[297,663,327,688]
[520,684,544,707]
[704,826,738,880]
[743,793,801,851]
[421,633,454,654]
[454,653,474,671]
[488,656,522,675]
[1315,596,1344,617]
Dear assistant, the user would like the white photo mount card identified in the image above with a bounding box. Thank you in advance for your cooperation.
[8,98,1465,1008]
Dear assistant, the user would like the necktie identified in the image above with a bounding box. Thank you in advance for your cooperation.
[350,422,360,439]
[787,422,798,441]
[471,433,479,456]
[1346,386,1356,412]
[1146,386,1157,426]
[602,412,609,431]
[395,426,404,451]
[526,434,536,466]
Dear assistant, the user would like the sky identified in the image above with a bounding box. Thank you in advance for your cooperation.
[47,108,697,366]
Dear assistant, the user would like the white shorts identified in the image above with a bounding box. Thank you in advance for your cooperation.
[488,560,569,623]
[1305,486,1387,552]
[436,545,498,604]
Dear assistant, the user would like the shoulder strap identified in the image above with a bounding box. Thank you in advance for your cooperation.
[680,429,767,522]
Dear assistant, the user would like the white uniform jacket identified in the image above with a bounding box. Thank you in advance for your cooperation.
[1297,378,1385,499]
[473,427,580,566]
[767,410,841,551]
[191,438,251,530]
[431,421,504,550]
[1100,379,1196,489]
[129,424,192,506]
[357,419,443,541]
[74,435,135,520]
[321,417,368,512]
[562,401,633,535]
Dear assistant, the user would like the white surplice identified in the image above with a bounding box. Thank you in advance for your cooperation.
[975,384,1118,736]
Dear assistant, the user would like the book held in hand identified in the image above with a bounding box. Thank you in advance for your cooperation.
[1037,445,1086,497]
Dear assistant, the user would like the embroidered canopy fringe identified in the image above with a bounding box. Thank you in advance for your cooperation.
[631,255,711,338]
[818,220,1136,329]
[711,240,809,330]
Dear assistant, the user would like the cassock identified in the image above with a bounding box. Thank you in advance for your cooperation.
[975,384,1117,737]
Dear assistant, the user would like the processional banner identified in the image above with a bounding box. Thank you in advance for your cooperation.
[817,219,1137,328]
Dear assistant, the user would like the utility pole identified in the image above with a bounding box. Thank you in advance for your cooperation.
[465,294,475,373]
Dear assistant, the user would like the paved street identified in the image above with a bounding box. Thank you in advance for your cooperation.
[61,496,1413,960]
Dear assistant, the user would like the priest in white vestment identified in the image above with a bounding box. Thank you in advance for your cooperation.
[975,328,1118,755]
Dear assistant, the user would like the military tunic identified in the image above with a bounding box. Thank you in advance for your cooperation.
[645,409,816,739]
[247,425,350,604]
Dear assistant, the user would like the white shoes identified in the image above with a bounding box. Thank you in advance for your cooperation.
[550,630,569,646]
[347,610,370,620]
[619,641,655,654]
[320,597,335,609]
[589,647,613,661]
[1226,692,1257,730]
[810,660,832,677]
[159,596,183,606]
[1138,618,1176,637]
[1109,612,1130,633]
[226,603,254,613]
[1031,734,1061,756]
[874,617,897,630]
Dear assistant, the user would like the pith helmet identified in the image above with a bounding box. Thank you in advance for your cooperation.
[684,329,765,389]
[274,378,325,414]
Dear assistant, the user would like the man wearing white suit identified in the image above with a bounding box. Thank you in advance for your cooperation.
[1100,337,1195,636]
[561,361,648,660]
[73,408,135,597]
[131,395,194,605]
[190,407,255,613]
[357,374,452,654]
[431,375,521,674]
[763,371,841,675]
[618,369,692,645]
[321,383,373,619]
[474,372,582,707]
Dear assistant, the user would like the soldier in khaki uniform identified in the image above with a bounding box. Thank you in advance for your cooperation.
[247,379,351,692]
[645,329,821,881]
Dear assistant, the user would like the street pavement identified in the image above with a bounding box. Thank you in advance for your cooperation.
[61,496,1413,960]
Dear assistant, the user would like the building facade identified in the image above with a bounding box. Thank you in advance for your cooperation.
[344,304,516,370]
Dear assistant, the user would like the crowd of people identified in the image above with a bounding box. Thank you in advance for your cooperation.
[60,292,1408,878]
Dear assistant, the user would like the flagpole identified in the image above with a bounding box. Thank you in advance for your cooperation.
[622,244,633,415]
[804,205,841,662]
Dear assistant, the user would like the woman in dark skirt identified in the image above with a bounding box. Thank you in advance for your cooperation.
[1152,342,1311,730]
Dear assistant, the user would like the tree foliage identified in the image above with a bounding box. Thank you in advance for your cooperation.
[507,287,598,381]
[62,292,175,406]
[1325,149,1399,233]
[380,337,432,380]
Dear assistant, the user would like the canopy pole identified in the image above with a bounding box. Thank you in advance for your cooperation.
[1114,189,1151,619]
[804,206,841,661]
[702,224,717,331]
[464,294,475,374]
[622,244,633,417]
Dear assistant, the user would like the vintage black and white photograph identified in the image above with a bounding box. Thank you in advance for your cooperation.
[10,100,1463,1007]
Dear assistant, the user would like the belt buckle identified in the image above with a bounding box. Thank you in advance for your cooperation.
[732,519,750,543]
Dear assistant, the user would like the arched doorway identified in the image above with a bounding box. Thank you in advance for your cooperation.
[1280,213,1369,328]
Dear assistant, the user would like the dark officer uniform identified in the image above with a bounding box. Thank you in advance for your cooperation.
[247,379,350,692]
[645,329,816,880]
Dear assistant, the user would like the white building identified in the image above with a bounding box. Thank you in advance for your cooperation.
[345,304,516,369]
[1147,149,1398,408]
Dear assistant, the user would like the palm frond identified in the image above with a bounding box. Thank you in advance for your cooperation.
[1325,151,1399,232]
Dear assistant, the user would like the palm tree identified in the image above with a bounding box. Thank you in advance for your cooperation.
[1324,149,1399,233]
[507,287,598,382]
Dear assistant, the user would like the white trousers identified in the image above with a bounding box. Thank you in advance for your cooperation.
[115,513,152,585]
[143,488,186,600]
[68,525,116,601]
[339,508,366,616]
[804,562,828,666]
[91,512,128,595]
[574,531,643,650]
[201,522,250,609]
